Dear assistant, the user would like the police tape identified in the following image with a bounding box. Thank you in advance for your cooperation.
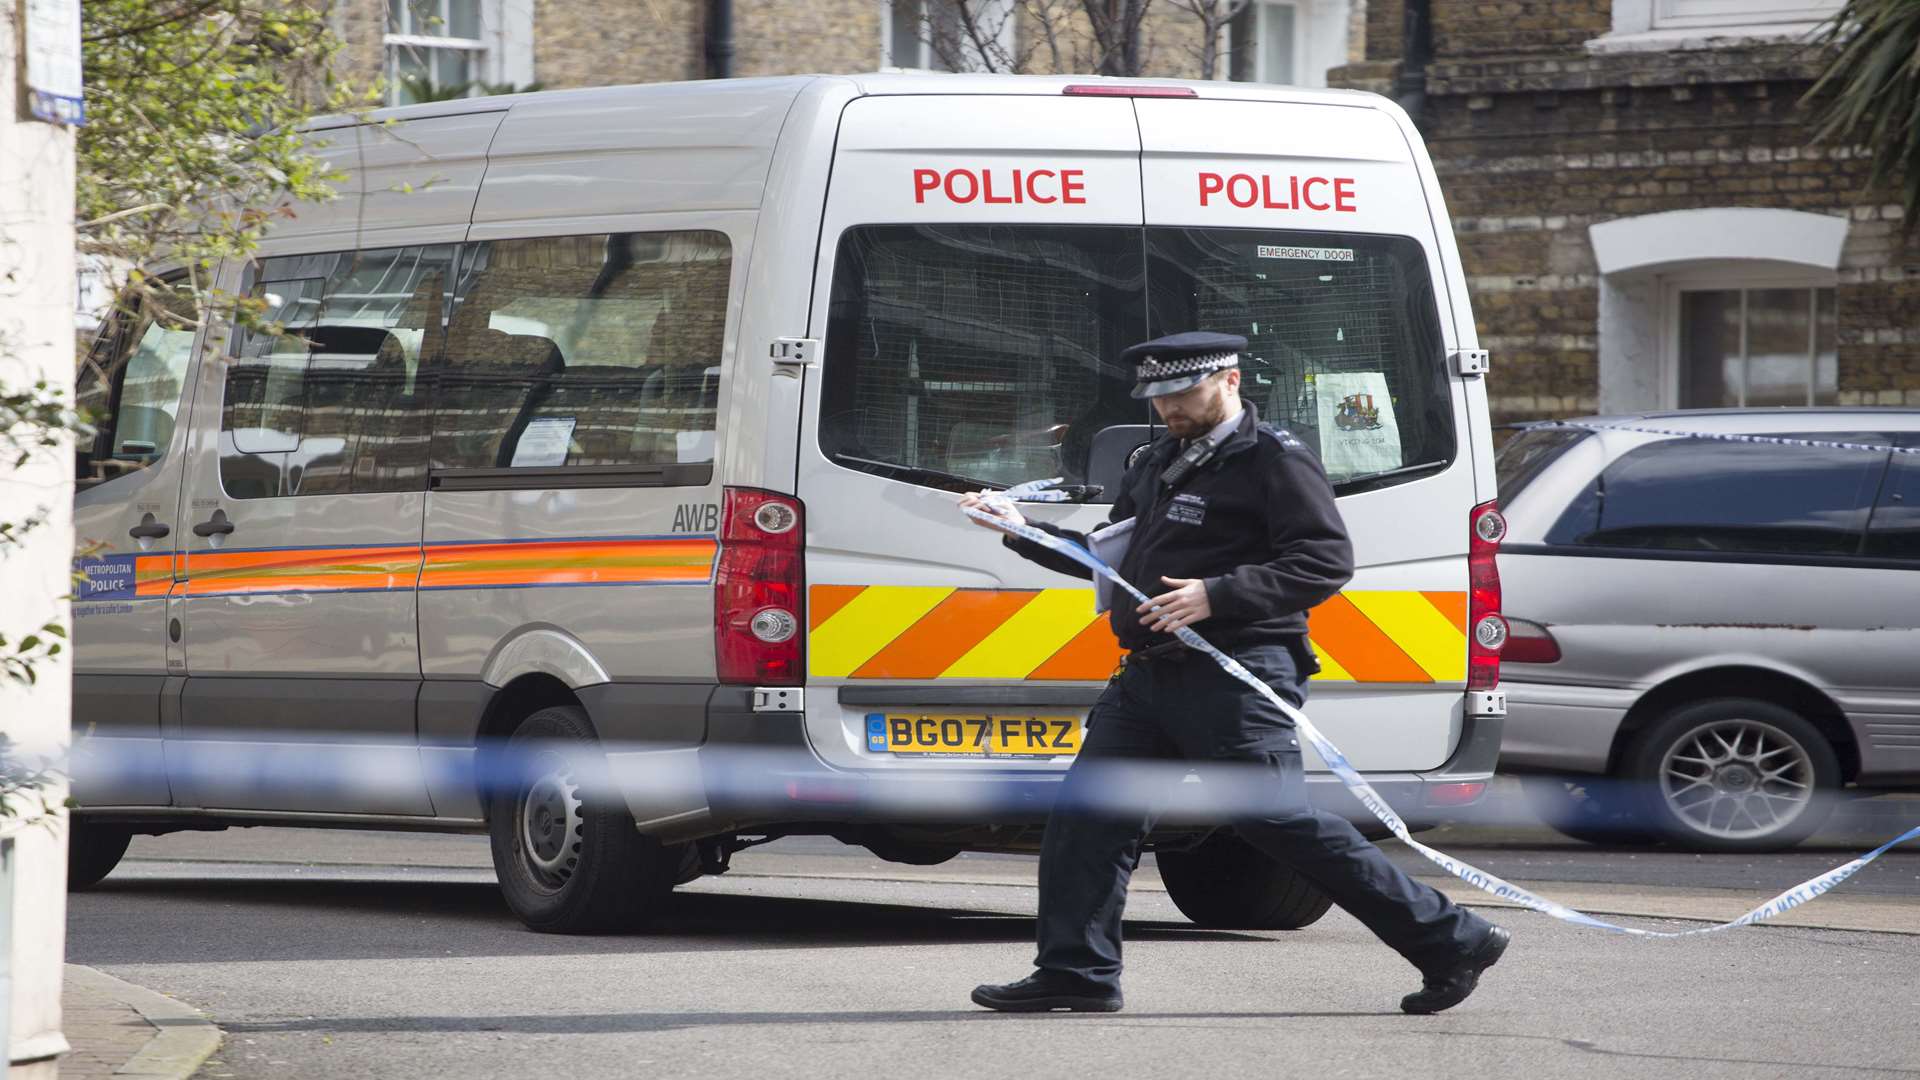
[1522,420,1920,455]
[973,481,1920,938]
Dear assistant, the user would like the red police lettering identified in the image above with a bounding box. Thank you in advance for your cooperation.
[1196,171,1358,212]
[912,166,1088,205]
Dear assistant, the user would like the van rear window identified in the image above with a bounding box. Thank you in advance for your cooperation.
[819,225,1452,497]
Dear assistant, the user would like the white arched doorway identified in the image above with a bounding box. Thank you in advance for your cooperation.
[1588,208,1849,412]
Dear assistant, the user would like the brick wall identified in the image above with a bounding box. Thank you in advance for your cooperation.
[535,0,702,86]
[1332,3,1920,422]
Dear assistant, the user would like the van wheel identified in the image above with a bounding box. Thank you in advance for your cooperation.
[1157,833,1333,930]
[68,821,134,890]
[488,705,687,933]
[1519,775,1659,847]
[1625,698,1838,853]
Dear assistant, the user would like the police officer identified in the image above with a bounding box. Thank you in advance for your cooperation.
[958,331,1509,1015]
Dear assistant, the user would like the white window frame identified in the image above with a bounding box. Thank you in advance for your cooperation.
[1593,0,1842,51]
[1658,267,1838,409]
[1222,0,1350,89]
[880,0,1016,72]
[385,0,533,104]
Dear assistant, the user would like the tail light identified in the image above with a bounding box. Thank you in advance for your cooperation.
[1063,84,1198,98]
[715,487,804,685]
[1503,617,1562,665]
[1467,500,1506,691]
[1424,781,1487,808]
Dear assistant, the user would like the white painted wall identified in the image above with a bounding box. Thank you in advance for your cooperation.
[0,10,77,1079]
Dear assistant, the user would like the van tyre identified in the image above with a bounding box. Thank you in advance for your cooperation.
[68,821,133,890]
[1157,833,1333,930]
[489,705,686,933]
[1625,698,1838,853]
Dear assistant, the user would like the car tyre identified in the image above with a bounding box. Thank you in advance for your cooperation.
[1519,774,1660,847]
[1624,698,1839,853]
[488,705,687,933]
[68,821,134,890]
[1157,832,1333,930]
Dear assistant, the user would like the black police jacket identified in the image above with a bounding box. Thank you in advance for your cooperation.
[1004,404,1355,653]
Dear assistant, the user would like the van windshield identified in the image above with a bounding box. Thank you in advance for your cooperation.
[819,225,1453,499]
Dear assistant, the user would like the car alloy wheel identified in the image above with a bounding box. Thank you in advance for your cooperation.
[1657,717,1815,841]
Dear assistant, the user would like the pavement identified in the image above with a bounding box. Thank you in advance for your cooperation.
[57,787,1920,1080]
[59,965,220,1080]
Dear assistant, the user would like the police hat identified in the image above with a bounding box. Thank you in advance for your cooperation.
[1121,331,1247,399]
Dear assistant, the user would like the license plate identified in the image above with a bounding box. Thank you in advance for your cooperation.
[866,713,1081,757]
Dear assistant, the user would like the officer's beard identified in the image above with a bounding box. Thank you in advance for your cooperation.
[1159,384,1236,441]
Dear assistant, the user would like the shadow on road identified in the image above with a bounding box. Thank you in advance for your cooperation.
[220,1008,1403,1035]
[69,877,1274,965]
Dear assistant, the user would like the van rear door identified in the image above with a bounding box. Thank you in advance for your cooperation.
[796,93,1146,772]
[1135,96,1478,771]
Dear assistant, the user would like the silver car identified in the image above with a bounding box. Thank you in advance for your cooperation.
[1494,410,1920,852]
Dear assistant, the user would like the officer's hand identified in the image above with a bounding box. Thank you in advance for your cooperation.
[958,491,1026,531]
[1139,576,1211,633]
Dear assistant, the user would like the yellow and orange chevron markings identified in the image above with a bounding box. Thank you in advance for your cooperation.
[809,585,1468,683]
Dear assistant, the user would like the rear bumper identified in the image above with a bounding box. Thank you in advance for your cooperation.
[1498,679,1636,775]
[607,688,1506,842]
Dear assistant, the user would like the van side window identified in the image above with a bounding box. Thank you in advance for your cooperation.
[434,231,731,476]
[222,247,454,498]
[1864,447,1920,562]
[819,225,1147,494]
[1545,437,1892,557]
[75,281,198,490]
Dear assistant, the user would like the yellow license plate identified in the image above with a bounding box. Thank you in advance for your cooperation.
[868,713,1081,757]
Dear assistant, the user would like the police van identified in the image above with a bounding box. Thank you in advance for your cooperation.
[69,73,1507,933]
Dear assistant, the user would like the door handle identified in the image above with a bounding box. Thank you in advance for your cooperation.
[191,509,235,538]
[128,513,171,540]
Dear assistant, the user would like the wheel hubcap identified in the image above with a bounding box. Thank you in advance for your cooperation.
[519,756,584,888]
[1659,719,1814,840]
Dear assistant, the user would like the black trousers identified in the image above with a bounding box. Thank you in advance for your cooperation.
[1035,641,1486,989]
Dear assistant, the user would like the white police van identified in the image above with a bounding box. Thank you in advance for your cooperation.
[69,74,1506,933]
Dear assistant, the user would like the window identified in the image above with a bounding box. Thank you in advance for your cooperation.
[1675,286,1837,408]
[1231,0,1298,84]
[1651,0,1843,31]
[1864,445,1920,562]
[75,281,198,490]
[388,0,486,104]
[1148,228,1454,485]
[819,225,1453,495]
[223,246,455,499]
[434,231,730,480]
[1596,0,1846,49]
[1494,426,1590,509]
[821,225,1146,494]
[1545,437,1893,557]
[882,0,1013,70]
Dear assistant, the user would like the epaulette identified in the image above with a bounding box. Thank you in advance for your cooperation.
[1259,425,1307,452]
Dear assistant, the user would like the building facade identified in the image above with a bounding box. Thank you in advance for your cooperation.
[1335,0,1920,423]
[333,0,1366,102]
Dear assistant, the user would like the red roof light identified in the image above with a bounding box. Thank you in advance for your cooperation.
[1063,84,1198,98]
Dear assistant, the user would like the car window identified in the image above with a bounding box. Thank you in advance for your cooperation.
[435,231,730,477]
[819,224,1148,495]
[1546,435,1892,556]
[1146,228,1453,487]
[75,279,198,490]
[1494,426,1589,508]
[1864,442,1920,562]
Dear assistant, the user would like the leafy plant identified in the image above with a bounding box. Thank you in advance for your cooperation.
[0,735,69,833]
[1807,0,1920,226]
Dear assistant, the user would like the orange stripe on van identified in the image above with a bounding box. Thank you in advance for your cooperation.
[419,538,715,589]
[809,584,868,630]
[1025,615,1127,681]
[1422,590,1470,633]
[184,545,421,595]
[1305,594,1433,683]
[850,589,1040,679]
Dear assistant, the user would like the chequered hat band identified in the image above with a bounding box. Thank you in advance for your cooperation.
[1134,350,1239,381]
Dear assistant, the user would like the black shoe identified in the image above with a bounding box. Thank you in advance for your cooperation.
[1401,926,1510,1015]
[971,971,1124,1013]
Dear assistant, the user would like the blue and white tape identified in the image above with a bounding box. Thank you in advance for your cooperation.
[970,483,1919,937]
[1523,420,1920,456]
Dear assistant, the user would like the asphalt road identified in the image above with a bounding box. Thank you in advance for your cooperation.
[66,813,1920,1080]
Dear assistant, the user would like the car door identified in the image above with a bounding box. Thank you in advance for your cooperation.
[1859,433,1920,780]
[69,278,202,807]
[169,247,453,815]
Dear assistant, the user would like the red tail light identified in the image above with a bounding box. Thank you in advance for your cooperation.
[715,487,805,686]
[1502,617,1562,665]
[1424,781,1487,808]
[1467,500,1506,691]
[1063,84,1198,98]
